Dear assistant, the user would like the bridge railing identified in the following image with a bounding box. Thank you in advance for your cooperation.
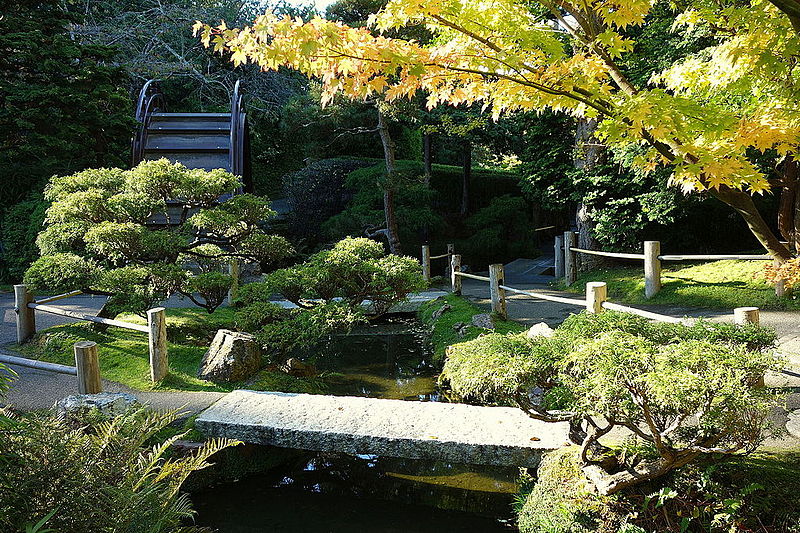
[14,285,168,383]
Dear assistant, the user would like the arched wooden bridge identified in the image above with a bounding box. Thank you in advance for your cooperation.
[132,79,252,192]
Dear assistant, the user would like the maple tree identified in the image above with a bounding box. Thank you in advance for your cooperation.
[196,0,800,260]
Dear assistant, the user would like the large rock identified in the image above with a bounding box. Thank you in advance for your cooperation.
[199,329,262,383]
[471,313,495,330]
[526,322,555,340]
[55,392,139,421]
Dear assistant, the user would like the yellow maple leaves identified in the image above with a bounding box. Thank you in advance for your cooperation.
[196,0,800,196]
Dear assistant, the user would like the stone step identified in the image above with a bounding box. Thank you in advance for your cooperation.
[195,390,570,468]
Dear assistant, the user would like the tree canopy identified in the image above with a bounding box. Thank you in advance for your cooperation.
[197,0,800,259]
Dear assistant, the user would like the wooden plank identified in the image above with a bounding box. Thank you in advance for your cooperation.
[456,272,491,282]
[644,241,661,299]
[27,303,150,333]
[554,236,564,279]
[34,290,83,305]
[147,307,169,382]
[601,301,684,323]
[658,254,771,261]
[586,282,607,314]
[499,285,585,306]
[14,285,36,343]
[451,254,462,295]
[564,231,577,285]
[489,264,507,319]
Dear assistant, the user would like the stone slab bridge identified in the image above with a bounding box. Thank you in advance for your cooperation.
[195,390,571,468]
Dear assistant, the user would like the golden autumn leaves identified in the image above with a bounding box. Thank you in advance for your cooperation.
[195,0,800,196]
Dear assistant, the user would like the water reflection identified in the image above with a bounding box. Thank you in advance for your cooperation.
[192,451,518,532]
[308,318,441,401]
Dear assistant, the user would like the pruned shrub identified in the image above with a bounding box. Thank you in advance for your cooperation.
[440,310,782,495]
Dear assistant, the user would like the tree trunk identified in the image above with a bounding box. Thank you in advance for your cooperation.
[460,139,471,216]
[709,186,792,260]
[769,0,800,34]
[779,157,800,253]
[573,118,607,270]
[423,132,432,186]
[377,107,403,255]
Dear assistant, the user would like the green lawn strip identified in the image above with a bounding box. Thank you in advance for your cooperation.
[556,259,800,311]
[15,322,228,392]
[15,307,335,394]
[418,293,526,365]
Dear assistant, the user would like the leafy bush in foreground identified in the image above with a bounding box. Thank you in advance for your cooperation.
[0,407,237,532]
[440,311,782,495]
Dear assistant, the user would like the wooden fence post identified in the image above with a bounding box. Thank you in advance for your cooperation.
[228,259,240,304]
[734,307,760,326]
[489,263,507,319]
[147,307,168,382]
[554,236,565,279]
[74,341,102,394]
[445,243,455,278]
[773,259,786,297]
[644,241,662,299]
[14,284,36,344]
[586,282,607,314]
[451,254,462,295]
[421,245,431,282]
[564,231,577,286]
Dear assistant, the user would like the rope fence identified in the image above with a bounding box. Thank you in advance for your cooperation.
[555,231,778,299]
[14,285,169,384]
[444,255,760,328]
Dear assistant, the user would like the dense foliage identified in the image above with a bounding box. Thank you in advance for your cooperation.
[517,447,800,533]
[441,311,780,494]
[0,0,133,281]
[25,159,293,315]
[0,406,236,532]
[235,237,426,354]
[199,0,800,260]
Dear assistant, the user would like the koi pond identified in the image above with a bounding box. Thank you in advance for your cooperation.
[191,317,520,532]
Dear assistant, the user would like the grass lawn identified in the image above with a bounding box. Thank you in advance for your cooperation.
[557,259,800,311]
[418,294,526,364]
[15,307,353,394]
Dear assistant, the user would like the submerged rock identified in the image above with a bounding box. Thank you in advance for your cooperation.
[55,392,139,421]
[471,313,495,330]
[525,322,555,340]
[281,357,318,377]
[199,329,262,383]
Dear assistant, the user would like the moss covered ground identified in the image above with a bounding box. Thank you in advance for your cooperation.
[417,293,526,364]
[557,259,800,311]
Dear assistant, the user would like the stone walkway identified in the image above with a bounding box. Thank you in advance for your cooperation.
[196,390,570,467]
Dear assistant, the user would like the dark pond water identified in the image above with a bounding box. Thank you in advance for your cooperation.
[192,317,520,532]
[192,452,518,532]
[312,319,440,401]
